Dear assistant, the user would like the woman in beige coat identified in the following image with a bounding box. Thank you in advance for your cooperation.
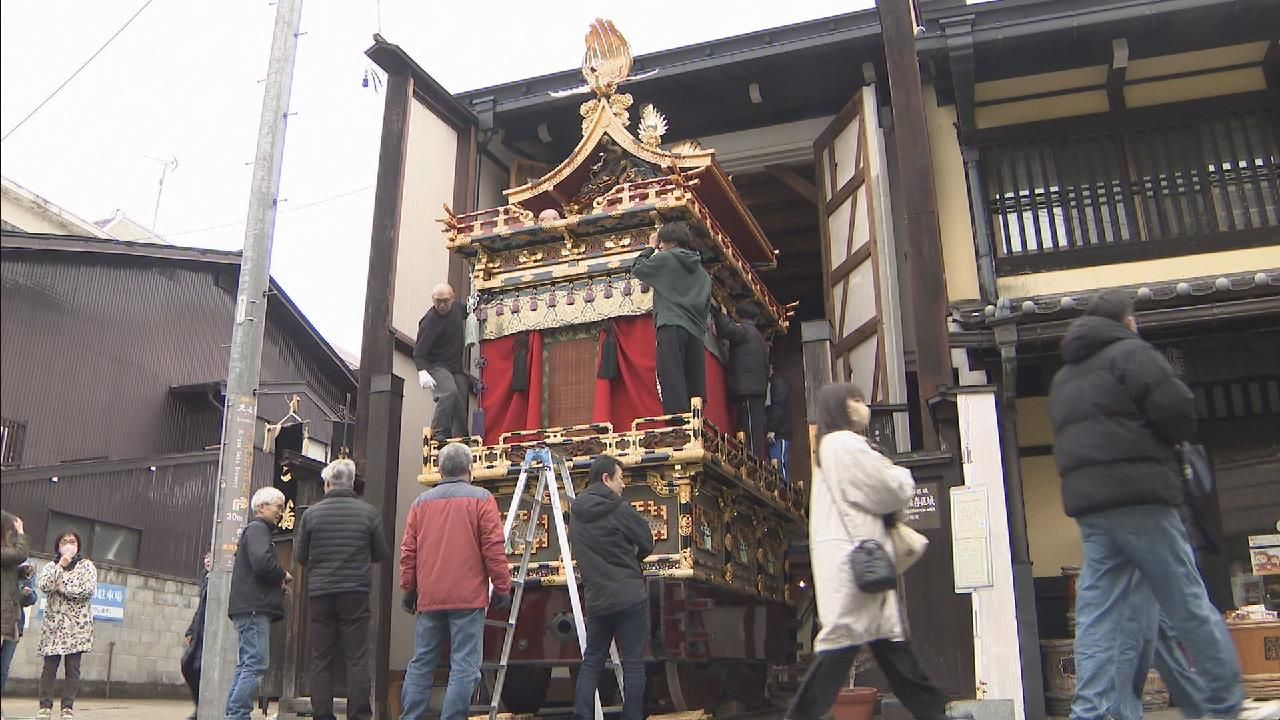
[785,383,949,720]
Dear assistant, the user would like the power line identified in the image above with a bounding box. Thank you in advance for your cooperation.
[126,184,375,242]
[1,0,156,143]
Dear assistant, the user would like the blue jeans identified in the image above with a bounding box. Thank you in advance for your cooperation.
[573,600,648,720]
[1072,506,1241,720]
[1111,594,1207,720]
[225,614,271,720]
[400,608,484,720]
[0,637,19,695]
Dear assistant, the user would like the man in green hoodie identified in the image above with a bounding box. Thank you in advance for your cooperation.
[631,222,712,414]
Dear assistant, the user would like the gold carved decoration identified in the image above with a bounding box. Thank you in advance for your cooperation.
[580,94,634,135]
[638,104,668,147]
[631,500,669,541]
[670,138,704,155]
[647,472,671,497]
[582,18,632,97]
[677,484,691,504]
[680,547,693,569]
[509,512,549,555]
[679,513,692,537]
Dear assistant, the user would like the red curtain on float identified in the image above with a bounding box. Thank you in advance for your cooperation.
[478,331,543,445]
[592,315,731,432]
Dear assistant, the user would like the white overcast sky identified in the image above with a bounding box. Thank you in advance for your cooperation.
[1,0,871,357]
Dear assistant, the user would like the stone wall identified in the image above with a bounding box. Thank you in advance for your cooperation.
[5,557,200,699]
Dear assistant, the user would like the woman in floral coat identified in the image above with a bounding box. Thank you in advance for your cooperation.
[35,530,97,720]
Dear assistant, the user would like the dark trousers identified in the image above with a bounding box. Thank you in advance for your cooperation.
[39,653,83,710]
[787,641,948,720]
[573,601,648,720]
[181,635,203,704]
[735,395,767,457]
[656,325,706,415]
[309,592,373,720]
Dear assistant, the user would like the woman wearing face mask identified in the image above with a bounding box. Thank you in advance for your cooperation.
[785,383,951,720]
[35,530,97,720]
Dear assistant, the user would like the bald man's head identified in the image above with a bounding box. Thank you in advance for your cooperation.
[431,283,456,315]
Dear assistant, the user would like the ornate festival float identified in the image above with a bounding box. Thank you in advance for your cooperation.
[421,20,802,713]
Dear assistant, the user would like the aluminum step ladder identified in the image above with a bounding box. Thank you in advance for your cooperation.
[471,446,626,720]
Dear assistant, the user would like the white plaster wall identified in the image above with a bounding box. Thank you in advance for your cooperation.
[385,95,459,672]
[958,391,1026,718]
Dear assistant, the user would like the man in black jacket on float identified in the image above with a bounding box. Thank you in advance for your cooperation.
[225,486,292,720]
[713,301,769,457]
[569,455,654,720]
[295,458,390,720]
[1048,289,1241,720]
[414,282,469,440]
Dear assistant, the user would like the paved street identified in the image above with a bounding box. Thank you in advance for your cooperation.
[2,698,198,720]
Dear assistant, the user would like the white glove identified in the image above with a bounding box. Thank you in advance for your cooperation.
[418,370,436,391]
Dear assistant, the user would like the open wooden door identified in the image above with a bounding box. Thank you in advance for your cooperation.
[813,86,908,445]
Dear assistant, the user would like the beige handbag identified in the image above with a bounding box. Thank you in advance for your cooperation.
[889,522,928,573]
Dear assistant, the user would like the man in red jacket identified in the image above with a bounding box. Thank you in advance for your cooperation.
[398,442,511,720]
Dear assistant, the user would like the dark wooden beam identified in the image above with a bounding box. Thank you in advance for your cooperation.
[765,164,819,206]
[1265,38,1280,96]
[1108,38,1129,112]
[354,69,412,720]
[879,0,952,449]
[941,15,977,136]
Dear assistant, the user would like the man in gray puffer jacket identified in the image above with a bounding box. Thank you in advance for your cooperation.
[1049,289,1241,720]
[295,459,389,720]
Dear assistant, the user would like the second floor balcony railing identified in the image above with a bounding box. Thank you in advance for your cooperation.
[981,103,1279,273]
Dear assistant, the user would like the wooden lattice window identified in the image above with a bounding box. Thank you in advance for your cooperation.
[543,327,599,428]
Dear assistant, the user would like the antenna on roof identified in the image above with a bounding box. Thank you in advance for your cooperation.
[143,154,178,232]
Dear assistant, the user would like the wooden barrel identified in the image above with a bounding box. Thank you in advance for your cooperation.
[1042,638,1076,716]
[1228,620,1280,699]
[1062,566,1081,635]
[1142,669,1170,710]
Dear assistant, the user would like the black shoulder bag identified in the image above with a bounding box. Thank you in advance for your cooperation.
[818,471,897,594]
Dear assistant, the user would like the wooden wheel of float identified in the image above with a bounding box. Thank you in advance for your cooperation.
[655,661,769,714]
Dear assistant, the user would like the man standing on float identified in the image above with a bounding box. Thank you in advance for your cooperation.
[631,222,711,414]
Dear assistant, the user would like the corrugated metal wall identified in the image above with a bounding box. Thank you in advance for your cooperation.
[0,244,357,579]
[0,250,354,467]
[2,456,219,579]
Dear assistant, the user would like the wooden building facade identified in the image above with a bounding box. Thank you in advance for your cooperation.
[357,0,1278,716]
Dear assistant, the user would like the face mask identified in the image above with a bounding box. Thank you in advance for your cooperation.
[848,400,871,431]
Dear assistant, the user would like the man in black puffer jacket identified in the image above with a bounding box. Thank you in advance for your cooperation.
[569,455,654,720]
[295,459,389,720]
[714,301,770,458]
[1049,289,1241,720]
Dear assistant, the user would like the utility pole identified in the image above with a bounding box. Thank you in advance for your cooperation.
[877,0,951,449]
[198,0,304,717]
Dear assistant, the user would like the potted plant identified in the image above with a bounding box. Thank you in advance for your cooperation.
[832,650,878,720]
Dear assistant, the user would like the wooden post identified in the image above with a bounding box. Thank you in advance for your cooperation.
[877,0,952,449]
[355,69,413,720]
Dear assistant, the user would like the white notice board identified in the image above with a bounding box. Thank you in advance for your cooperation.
[950,485,993,591]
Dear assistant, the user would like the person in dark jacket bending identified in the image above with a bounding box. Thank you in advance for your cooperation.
[225,486,292,720]
[714,301,769,457]
[766,361,793,484]
[631,222,712,414]
[569,455,654,720]
[295,459,389,720]
[1048,289,1241,720]
[414,283,469,440]
[180,551,211,720]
